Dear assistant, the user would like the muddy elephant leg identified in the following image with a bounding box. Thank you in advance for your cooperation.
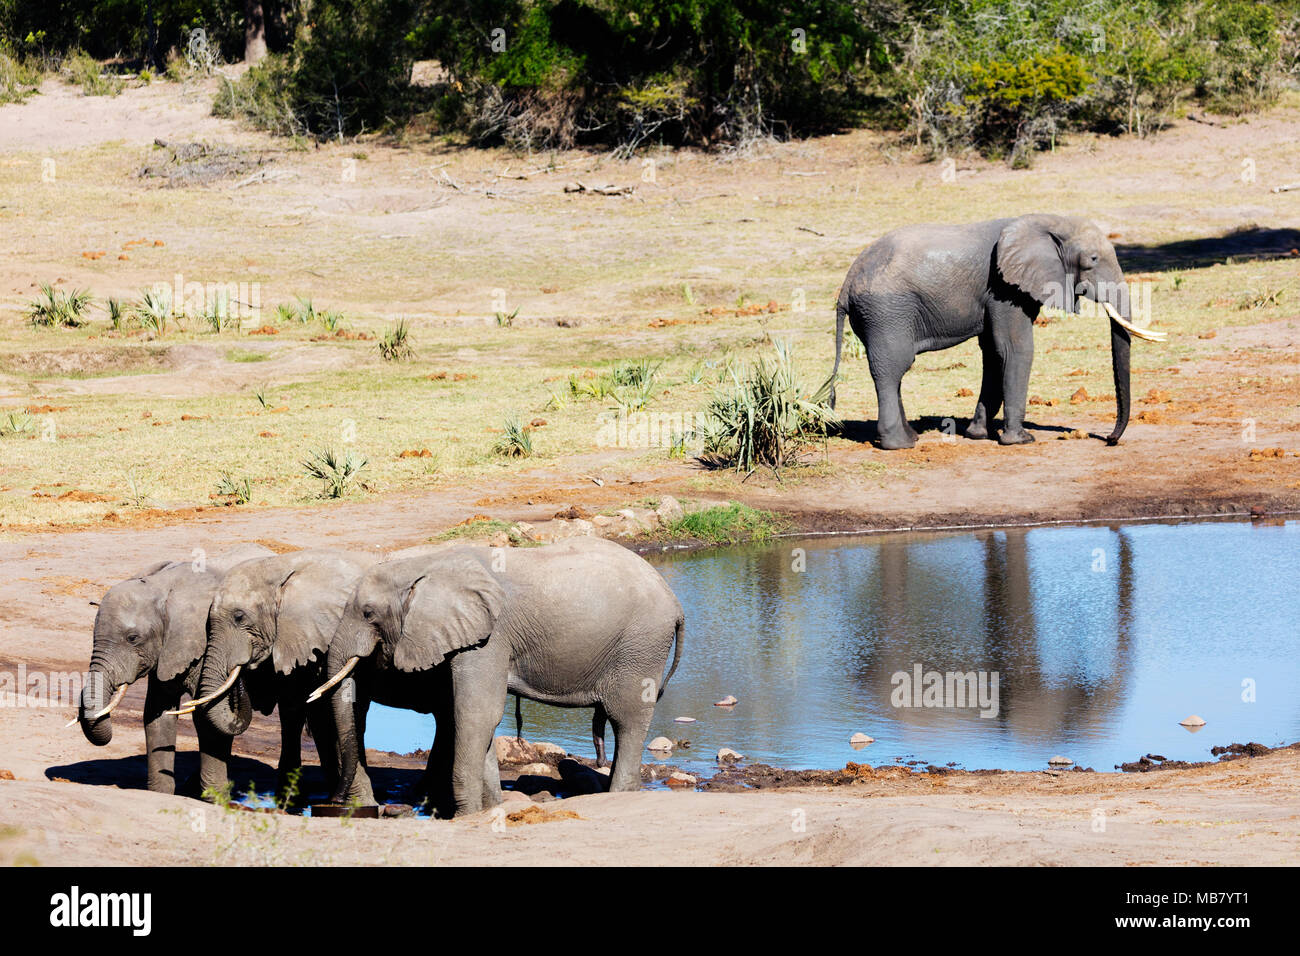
[194,709,233,799]
[966,331,1004,440]
[420,671,456,815]
[996,321,1036,445]
[868,341,918,450]
[143,676,178,795]
[448,648,509,815]
[604,697,653,793]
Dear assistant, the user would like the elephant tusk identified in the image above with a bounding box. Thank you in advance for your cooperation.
[306,657,359,704]
[165,666,241,716]
[1103,302,1167,342]
[69,682,130,726]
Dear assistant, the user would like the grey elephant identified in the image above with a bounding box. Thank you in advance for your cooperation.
[175,548,375,799]
[309,537,684,817]
[830,214,1164,450]
[75,543,273,795]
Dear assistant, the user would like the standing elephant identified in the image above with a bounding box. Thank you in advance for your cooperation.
[75,543,273,795]
[310,538,684,817]
[177,548,375,799]
[830,214,1164,450]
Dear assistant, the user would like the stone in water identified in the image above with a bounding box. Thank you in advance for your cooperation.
[715,695,738,707]
[1047,755,1073,766]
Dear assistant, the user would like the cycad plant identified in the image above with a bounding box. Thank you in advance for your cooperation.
[28,284,93,327]
[302,446,367,498]
[701,341,838,474]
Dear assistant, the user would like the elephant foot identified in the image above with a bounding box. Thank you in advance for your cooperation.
[998,428,1035,446]
[964,422,989,440]
[878,429,917,450]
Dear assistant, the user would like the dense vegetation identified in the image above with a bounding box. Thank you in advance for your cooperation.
[3,0,1299,159]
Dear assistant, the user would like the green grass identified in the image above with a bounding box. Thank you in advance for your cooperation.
[661,501,786,545]
[436,517,513,540]
[226,348,271,363]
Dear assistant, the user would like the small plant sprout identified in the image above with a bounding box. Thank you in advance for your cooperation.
[0,411,36,437]
[302,446,367,498]
[27,283,93,327]
[495,307,520,327]
[106,298,126,330]
[493,413,534,458]
[318,309,345,332]
[132,287,173,336]
[215,472,253,505]
[253,385,272,409]
[378,319,414,361]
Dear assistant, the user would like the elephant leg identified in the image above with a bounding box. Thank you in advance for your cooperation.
[305,702,338,798]
[996,321,1036,445]
[351,695,377,805]
[276,701,306,804]
[966,332,1003,440]
[591,704,608,767]
[143,676,178,795]
[417,673,455,815]
[603,697,653,793]
[867,339,917,450]
[194,709,233,800]
[448,649,509,815]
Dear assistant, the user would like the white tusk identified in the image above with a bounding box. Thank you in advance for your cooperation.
[165,666,241,716]
[68,682,130,726]
[1104,302,1167,342]
[306,657,359,704]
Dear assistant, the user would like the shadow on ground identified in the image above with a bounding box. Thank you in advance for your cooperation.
[1117,227,1300,272]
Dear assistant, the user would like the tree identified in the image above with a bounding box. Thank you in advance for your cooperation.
[245,0,268,64]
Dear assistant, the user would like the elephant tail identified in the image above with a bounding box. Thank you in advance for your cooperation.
[513,693,523,740]
[657,616,684,700]
[829,301,848,410]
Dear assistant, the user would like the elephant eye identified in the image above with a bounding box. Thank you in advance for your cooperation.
[362,606,375,621]
[126,633,141,645]
[232,608,245,624]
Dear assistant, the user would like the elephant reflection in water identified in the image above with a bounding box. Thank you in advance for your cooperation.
[852,527,1136,738]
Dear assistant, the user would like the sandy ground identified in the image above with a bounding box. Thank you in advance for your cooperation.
[2,76,1299,866]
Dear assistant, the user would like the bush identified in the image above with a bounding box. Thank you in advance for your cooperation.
[27,283,92,327]
[701,341,837,474]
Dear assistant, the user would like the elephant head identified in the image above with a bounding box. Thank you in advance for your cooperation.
[308,552,505,801]
[76,545,274,745]
[995,214,1161,445]
[187,549,370,735]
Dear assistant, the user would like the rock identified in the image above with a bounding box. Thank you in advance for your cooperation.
[665,771,697,788]
[516,762,559,777]
[500,789,532,805]
[570,519,595,537]
[595,766,610,776]
[534,741,567,758]
[488,532,510,548]
[0,769,13,780]
[715,695,738,707]
[1047,755,1074,766]
[493,736,542,765]
[717,748,744,763]
[380,803,414,818]
[1180,714,1207,728]
[591,515,614,528]
[655,495,684,524]
[674,716,696,723]
[616,509,636,520]
[849,733,874,749]
[647,736,674,752]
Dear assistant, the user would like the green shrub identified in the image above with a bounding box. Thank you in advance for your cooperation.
[701,341,837,474]
[27,283,92,327]
[661,502,785,545]
[378,319,414,361]
[62,49,121,96]
[492,413,534,458]
[302,446,367,498]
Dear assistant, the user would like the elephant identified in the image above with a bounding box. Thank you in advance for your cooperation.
[75,543,273,795]
[177,548,375,800]
[309,537,685,817]
[830,214,1164,451]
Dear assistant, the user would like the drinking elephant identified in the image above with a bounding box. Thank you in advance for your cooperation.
[75,543,273,795]
[174,548,375,799]
[830,214,1164,450]
[309,538,685,817]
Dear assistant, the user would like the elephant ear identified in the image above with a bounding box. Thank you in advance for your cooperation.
[270,568,341,676]
[395,556,504,671]
[996,215,1068,305]
[156,574,217,683]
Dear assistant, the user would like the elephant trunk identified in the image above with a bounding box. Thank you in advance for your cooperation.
[1105,309,1133,446]
[78,667,115,746]
[195,644,252,736]
[329,672,360,804]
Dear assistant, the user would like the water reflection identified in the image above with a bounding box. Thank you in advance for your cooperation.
[365,519,1300,773]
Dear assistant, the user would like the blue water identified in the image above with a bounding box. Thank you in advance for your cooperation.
[363,519,1300,774]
